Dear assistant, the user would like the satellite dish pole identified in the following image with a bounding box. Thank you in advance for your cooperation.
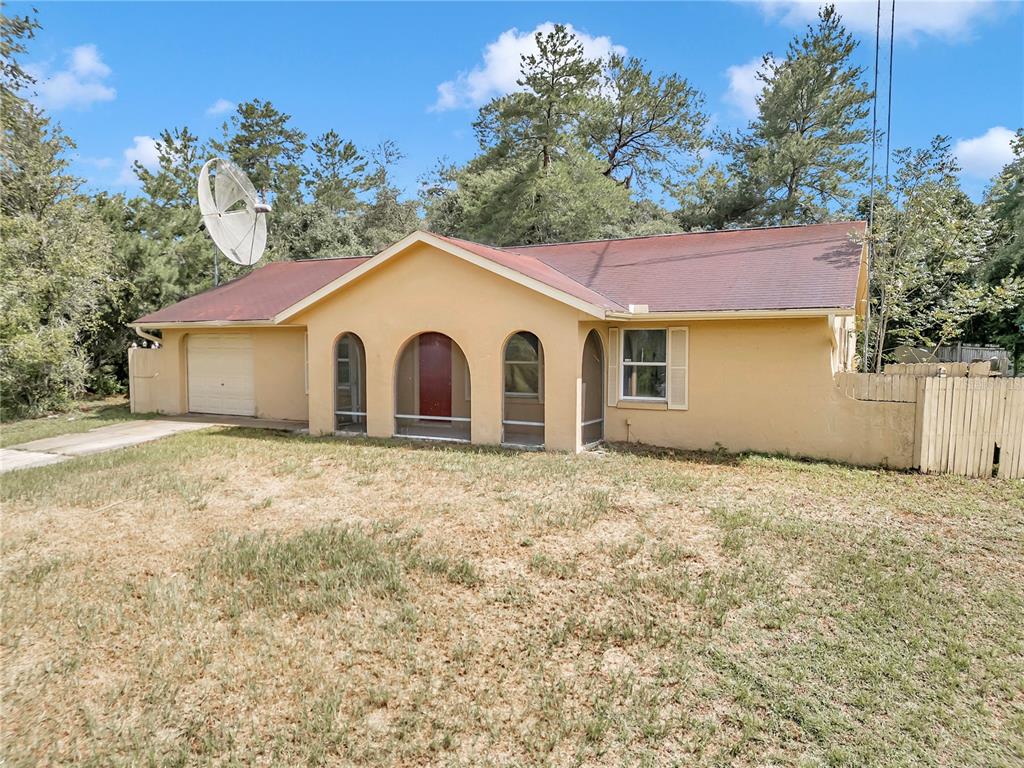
[197,158,271,286]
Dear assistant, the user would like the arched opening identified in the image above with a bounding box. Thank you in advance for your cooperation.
[335,333,367,433]
[581,330,604,446]
[502,331,544,447]
[395,332,471,442]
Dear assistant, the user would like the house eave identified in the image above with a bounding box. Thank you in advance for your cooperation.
[128,320,302,329]
[605,307,854,321]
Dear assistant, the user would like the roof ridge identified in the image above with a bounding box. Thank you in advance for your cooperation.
[509,220,866,249]
[289,255,372,263]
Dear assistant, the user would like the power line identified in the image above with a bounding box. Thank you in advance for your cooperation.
[863,0,882,372]
[884,0,895,190]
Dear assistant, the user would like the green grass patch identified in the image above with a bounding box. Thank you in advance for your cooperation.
[0,397,143,447]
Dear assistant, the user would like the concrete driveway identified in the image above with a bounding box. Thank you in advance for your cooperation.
[1,416,306,473]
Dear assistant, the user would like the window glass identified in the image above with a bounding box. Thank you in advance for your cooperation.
[621,329,667,399]
[505,363,540,395]
[505,333,540,362]
[504,332,541,396]
[622,329,666,363]
[622,365,666,399]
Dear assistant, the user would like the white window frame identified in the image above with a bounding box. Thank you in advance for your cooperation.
[621,328,668,402]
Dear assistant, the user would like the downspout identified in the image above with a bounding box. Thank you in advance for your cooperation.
[132,326,162,346]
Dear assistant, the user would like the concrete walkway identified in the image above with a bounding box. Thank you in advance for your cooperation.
[1,415,307,473]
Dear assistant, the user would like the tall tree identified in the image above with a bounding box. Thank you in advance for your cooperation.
[305,130,367,215]
[584,53,707,191]
[210,99,307,208]
[863,137,1020,371]
[130,126,221,298]
[355,140,420,252]
[970,130,1024,362]
[0,12,120,415]
[690,5,871,227]
[473,24,600,170]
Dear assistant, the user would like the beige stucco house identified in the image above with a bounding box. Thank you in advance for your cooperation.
[128,222,916,467]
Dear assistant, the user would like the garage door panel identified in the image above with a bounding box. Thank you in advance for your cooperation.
[188,334,255,416]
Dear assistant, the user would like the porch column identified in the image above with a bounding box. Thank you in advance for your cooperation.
[468,337,502,446]
[364,335,395,439]
[542,324,583,452]
[306,326,334,436]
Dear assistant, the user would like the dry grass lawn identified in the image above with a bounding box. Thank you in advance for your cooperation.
[2,427,1022,766]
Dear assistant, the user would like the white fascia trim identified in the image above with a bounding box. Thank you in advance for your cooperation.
[127,320,297,330]
[272,230,609,323]
[605,307,854,321]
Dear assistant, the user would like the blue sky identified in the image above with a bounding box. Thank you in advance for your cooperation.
[15,1,1024,202]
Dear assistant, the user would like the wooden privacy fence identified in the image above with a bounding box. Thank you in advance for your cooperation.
[835,371,919,402]
[885,361,999,378]
[915,377,1024,479]
[835,372,1024,479]
[883,362,969,377]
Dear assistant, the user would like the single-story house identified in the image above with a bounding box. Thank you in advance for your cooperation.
[128,222,916,466]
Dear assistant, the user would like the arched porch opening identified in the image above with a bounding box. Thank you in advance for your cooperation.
[582,329,604,445]
[502,331,544,447]
[335,332,367,433]
[395,332,471,442]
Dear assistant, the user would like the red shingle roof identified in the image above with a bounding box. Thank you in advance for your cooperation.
[134,257,369,323]
[507,221,865,313]
[431,233,625,311]
[133,222,864,325]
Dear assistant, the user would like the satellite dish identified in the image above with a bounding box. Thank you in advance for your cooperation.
[197,158,270,269]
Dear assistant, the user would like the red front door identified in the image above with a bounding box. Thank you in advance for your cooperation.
[418,333,452,417]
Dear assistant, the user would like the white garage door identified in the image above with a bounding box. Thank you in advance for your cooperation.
[187,334,255,416]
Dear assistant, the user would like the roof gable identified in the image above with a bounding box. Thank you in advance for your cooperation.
[273,231,614,322]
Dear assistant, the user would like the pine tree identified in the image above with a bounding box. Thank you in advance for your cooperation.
[473,24,600,170]
[584,53,707,192]
[355,141,420,252]
[210,99,307,208]
[698,4,871,226]
[305,130,367,215]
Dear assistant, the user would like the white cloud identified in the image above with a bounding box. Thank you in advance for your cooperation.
[723,56,776,118]
[117,135,161,185]
[751,0,1007,42]
[69,44,111,79]
[206,98,235,115]
[27,43,116,110]
[954,126,1016,178]
[431,22,627,111]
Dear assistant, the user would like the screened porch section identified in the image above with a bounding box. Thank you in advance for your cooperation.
[335,333,367,433]
[502,331,544,447]
[394,332,472,442]
[581,329,604,445]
